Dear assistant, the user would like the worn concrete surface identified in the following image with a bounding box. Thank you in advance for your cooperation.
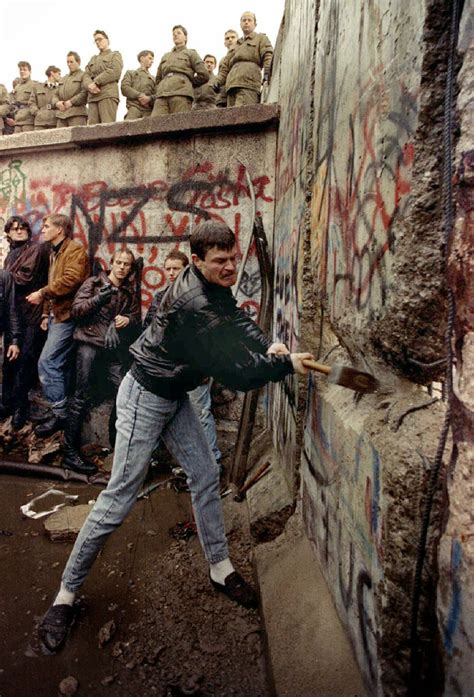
[436,4,474,694]
[255,513,365,697]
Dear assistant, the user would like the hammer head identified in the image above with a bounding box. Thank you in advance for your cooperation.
[328,365,379,393]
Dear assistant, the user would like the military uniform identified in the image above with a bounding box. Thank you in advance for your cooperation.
[216,32,273,107]
[54,69,90,127]
[29,82,59,130]
[193,79,217,110]
[216,57,228,108]
[11,78,37,132]
[0,84,11,132]
[152,46,209,116]
[85,48,123,124]
[121,68,155,120]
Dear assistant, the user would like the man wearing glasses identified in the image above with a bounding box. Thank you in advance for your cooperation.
[1,217,49,428]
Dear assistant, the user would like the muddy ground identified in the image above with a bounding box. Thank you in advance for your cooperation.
[0,474,270,697]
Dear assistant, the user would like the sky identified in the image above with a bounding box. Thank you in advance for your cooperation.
[0,0,285,118]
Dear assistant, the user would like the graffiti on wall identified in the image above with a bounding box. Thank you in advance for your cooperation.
[302,377,383,691]
[311,0,419,319]
[0,158,273,314]
[271,0,315,471]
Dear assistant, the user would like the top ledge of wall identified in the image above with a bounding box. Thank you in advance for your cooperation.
[0,104,280,156]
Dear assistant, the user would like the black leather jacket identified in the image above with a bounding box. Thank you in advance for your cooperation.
[72,271,141,348]
[130,265,293,399]
[0,270,21,344]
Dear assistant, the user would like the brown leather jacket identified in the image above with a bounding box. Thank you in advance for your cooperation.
[72,271,141,348]
[4,240,49,324]
[39,238,89,322]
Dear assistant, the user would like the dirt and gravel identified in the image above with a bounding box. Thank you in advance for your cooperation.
[0,474,271,697]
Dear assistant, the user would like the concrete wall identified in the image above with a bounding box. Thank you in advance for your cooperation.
[0,108,278,322]
[437,4,474,695]
[269,0,469,694]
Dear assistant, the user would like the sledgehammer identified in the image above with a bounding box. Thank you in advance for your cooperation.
[302,359,379,393]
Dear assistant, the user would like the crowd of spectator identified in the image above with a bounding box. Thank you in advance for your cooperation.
[0,212,226,482]
[0,11,273,134]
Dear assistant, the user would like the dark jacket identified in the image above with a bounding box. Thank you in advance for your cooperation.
[130,265,293,399]
[4,240,49,324]
[0,270,21,344]
[72,271,141,348]
[143,288,166,330]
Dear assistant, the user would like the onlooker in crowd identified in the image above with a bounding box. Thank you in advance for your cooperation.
[193,54,217,110]
[215,11,273,107]
[63,248,141,475]
[121,50,156,120]
[10,62,37,133]
[54,52,90,128]
[151,25,209,116]
[29,65,61,130]
[0,83,11,134]
[2,217,49,429]
[0,270,20,416]
[144,249,222,468]
[38,221,312,654]
[216,30,239,108]
[26,214,89,438]
[85,30,123,124]
[3,79,20,135]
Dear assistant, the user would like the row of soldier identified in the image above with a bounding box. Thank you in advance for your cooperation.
[0,213,223,479]
[0,11,273,134]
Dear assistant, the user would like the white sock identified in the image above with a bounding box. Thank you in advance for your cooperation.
[209,558,235,585]
[53,583,75,607]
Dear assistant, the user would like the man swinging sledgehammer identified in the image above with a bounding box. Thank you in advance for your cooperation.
[38,221,313,652]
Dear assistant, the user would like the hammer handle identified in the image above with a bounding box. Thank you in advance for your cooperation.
[302,359,331,375]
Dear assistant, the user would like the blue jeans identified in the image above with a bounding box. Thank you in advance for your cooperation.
[62,372,228,592]
[189,380,222,464]
[37,317,76,416]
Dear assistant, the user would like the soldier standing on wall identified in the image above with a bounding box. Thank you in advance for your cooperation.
[216,29,239,108]
[121,50,156,120]
[29,66,61,131]
[85,29,123,124]
[151,25,209,116]
[10,62,37,133]
[193,54,218,110]
[214,12,273,107]
[54,52,90,128]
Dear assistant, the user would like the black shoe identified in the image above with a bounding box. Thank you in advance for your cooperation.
[63,448,98,476]
[35,415,66,438]
[39,604,75,653]
[12,409,28,430]
[210,571,258,609]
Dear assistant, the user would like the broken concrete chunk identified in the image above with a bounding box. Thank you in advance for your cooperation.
[43,504,93,541]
